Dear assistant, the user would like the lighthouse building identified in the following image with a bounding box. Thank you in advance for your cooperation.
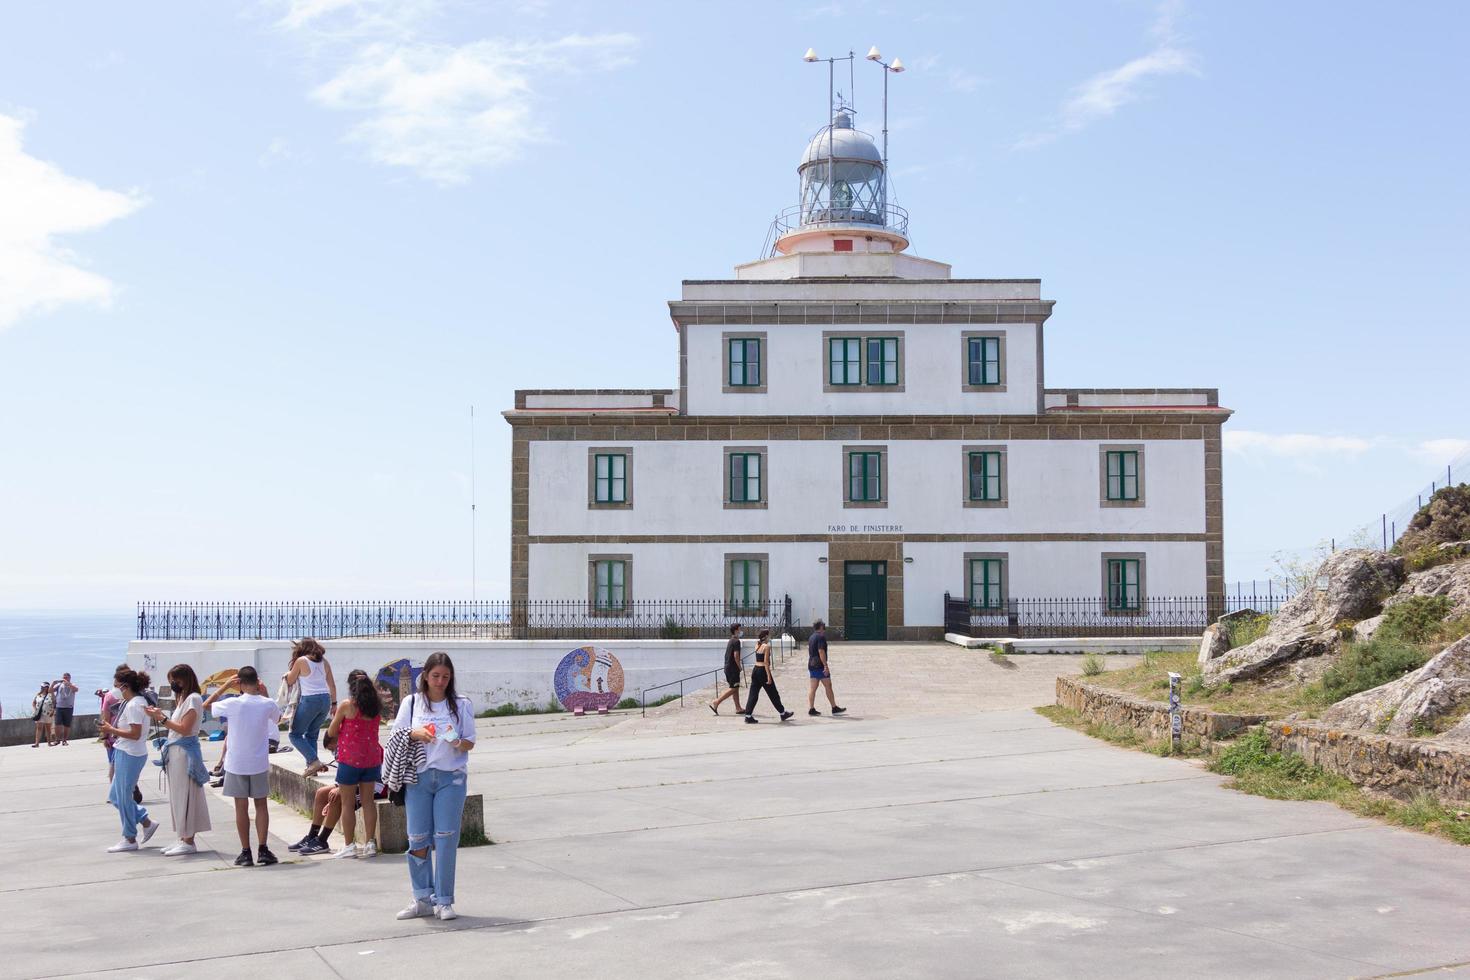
[504,109,1228,639]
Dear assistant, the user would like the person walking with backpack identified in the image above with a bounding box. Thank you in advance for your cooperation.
[32,682,54,748]
[391,651,477,922]
[742,630,793,725]
[325,668,384,859]
[709,623,745,715]
[806,620,846,717]
[205,666,282,867]
[285,638,336,777]
[95,668,161,851]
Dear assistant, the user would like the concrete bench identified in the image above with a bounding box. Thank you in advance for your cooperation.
[268,755,485,853]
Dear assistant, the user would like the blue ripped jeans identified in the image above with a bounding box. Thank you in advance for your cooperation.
[405,767,467,906]
[109,750,150,839]
[289,693,331,764]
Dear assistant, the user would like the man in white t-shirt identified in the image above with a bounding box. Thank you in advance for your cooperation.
[205,666,282,867]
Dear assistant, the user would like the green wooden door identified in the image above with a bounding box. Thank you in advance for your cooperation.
[844,561,888,640]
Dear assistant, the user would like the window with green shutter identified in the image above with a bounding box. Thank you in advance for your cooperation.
[865,337,899,385]
[728,452,762,503]
[593,559,628,611]
[829,337,862,385]
[969,558,1004,610]
[594,453,627,504]
[1105,450,1139,502]
[727,337,761,387]
[848,451,882,502]
[968,451,1002,501]
[728,558,763,610]
[1106,558,1141,611]
[967,336,1001,386]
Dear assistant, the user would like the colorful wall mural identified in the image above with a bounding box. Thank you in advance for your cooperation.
[553,646,624,712]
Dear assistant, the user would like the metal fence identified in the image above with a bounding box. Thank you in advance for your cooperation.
[942,594,1290,639]
[136,598,794,642]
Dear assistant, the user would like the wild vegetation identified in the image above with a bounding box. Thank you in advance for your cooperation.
[1394,484,1470,572]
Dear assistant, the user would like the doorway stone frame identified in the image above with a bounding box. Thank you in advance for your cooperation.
[827,538,904,640]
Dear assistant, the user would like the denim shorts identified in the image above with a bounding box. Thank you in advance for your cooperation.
[809,667,830,680]
[336,762,382,785]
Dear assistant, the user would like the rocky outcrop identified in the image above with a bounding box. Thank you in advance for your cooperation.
[1353,615,1384,642]
[1320,635,1470,737]
[1204,550,1403,685]
[1385,558,1470,621]
[1196,623,1229,666]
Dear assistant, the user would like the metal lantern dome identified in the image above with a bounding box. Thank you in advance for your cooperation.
[767,110,909,256]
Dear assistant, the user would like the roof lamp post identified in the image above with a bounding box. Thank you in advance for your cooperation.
[803,48,855,221]
[865,46,904,180]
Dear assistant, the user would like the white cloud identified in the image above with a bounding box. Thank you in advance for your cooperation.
[273,0,638,184]
[1015,0,1198,149]
[310,34,637,184]
[1412,438,1470,465]
[1224,431,1375,457]
[0,113,146,332]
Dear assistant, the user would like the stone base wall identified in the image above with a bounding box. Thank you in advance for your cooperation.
[0,713,99,747]
[1054,677,1266,743]
[1267,720,1470,805]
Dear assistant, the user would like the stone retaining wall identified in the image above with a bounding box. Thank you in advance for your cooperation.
[1267,720,1470,805]
[1054,676,1267,743]
[0,713,99,747]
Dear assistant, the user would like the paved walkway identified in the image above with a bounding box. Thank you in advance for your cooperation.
[7,646,1470,978]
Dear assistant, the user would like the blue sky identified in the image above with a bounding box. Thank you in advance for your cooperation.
[1,0,1466,609]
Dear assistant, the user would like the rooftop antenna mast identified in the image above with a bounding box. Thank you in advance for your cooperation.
[469,404,477,602]
[865,47,905,191]
[803,47,855,216]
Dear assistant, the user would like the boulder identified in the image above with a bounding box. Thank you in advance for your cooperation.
[1385,557,1470,621]
[1353,615,1384,642]
[1320,634,1470,737]
[1203,550,1401,685]
[1196,623,1229,667]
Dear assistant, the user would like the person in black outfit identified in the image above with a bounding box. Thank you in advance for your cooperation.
[709,623,745,715]
[743,630,793,724]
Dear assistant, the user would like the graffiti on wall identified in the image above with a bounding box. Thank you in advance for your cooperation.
[553,646,624,712]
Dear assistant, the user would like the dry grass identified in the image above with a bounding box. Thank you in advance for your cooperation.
[1080,651,1325,718]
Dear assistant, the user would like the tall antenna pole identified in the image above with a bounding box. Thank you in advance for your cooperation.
[469,404,477,602]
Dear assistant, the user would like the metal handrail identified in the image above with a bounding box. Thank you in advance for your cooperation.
[763,202,910,256]
[638,634,795,717]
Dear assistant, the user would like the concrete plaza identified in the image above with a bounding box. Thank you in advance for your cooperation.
[6,645,1470,979]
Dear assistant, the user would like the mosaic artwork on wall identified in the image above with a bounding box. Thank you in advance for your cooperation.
[553,646,624,712]
[375,658,423,720]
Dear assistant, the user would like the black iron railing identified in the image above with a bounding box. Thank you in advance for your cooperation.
[942,594,1288,639]
[136,598,793,641]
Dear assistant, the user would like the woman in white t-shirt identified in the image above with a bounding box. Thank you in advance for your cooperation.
[145,664,213,855]
[392,652,477,923]
[96,668,161,853]
[285,637,337,777]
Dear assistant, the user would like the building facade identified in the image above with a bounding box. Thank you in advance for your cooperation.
[505,111,1229,639]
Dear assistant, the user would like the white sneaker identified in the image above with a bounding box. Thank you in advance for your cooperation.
[435,904,458,921]
[107,840,138,853]
[360,841,378,858]
[333,843,361,859]
[162,842,198,856]
[396,899,434,920]
[140,821,159,845]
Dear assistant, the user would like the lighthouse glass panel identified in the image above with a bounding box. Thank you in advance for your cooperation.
[728,338,761,387]
[594,453,626,504]
[968,337,1001,386]
[829,338,862,385]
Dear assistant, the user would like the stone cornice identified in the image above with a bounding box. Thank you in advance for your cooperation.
[667,300,1056,328]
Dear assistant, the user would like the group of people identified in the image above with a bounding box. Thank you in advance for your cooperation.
[30,673,79,746]
[710,620,845,722]
[94,641,477,922]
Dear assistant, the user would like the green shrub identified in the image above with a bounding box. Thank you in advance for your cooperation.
[658,616,687,639]
[615,697,640,710]
[1081,653,1105,677]
[1312,635,1431,704]
[1224,613,1271,648]
[1380,595,1453,643]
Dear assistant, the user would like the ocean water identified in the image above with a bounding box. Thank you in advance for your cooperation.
[0,612,137,720]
